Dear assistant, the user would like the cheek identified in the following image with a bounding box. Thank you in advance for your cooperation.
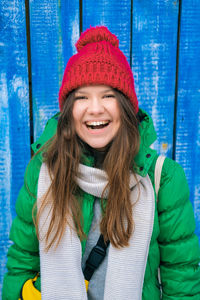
[72,104,80,126]
[72,104,86,137]
[72,103,77,120]
[72,101,86,120]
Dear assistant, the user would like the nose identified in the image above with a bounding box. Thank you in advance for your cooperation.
[87,97,105,114]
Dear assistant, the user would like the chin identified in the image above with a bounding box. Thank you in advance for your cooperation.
[91,145,107,150]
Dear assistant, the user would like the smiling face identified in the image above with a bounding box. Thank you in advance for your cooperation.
[72,85,121,151]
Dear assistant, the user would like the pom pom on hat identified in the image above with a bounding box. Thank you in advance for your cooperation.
[75,26,119,52]
[59,26,138,113]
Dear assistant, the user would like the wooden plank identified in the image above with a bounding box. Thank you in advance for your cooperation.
[0,0,30,292]
[82,0,131,63]
[29,0,80,140]
[132,1,179,157]
[175,0,200,240]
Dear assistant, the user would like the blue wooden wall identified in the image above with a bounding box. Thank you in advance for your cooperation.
[0,0,200,294]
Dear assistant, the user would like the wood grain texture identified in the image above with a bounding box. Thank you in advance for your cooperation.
[0,0,30,293]
[132,0,179,157]
[175,0,200,238]
[29,0,79,140]
[82,0,131,63]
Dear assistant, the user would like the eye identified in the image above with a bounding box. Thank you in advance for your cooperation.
[74,95,88,100]
[103,94,115,99]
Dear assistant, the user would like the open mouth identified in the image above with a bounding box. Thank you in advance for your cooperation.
[85,120,110,129]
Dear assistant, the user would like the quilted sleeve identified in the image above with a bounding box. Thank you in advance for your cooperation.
[2,154,42,300]
[157,158,200,299]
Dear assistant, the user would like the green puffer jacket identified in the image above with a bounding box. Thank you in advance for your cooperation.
[2,109,200,299]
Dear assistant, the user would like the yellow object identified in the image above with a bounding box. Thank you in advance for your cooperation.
[19,275,41,300]
[85,280,89,291]
[18,275,89,299]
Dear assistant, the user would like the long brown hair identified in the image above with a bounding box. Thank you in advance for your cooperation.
[36,89,140,250]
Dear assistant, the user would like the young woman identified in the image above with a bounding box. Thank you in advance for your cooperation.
[2,26,200,300]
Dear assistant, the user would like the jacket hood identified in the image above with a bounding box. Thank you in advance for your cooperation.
[31,109,158,177]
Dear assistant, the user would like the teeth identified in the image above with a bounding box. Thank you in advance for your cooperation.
[86,120,109,126]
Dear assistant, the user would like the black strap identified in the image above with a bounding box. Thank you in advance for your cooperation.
[83,234,110,281]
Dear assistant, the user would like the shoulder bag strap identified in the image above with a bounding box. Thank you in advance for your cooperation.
[83,234,110,291]
[154,155,166,298]
[154,155,166,200]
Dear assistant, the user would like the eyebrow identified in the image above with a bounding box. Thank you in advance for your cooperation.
[75,88,114,94]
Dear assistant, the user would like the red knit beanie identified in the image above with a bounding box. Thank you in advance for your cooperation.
[59,26,138,113]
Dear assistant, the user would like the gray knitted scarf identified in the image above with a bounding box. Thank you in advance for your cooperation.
[37,163,155,300]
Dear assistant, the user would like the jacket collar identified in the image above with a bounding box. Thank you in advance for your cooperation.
[31,109,157,177]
